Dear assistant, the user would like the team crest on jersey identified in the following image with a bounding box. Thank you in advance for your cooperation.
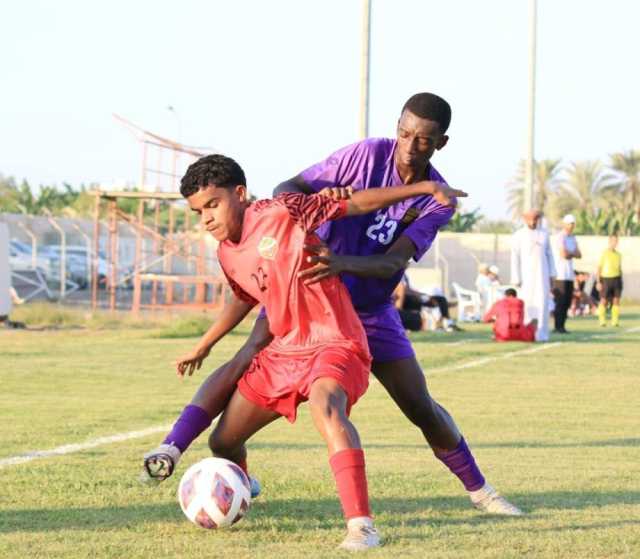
[257,236,278,260]
[401,207,420,224]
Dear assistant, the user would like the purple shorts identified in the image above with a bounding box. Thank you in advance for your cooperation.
[257,304,414,364]
[357,305,415,363]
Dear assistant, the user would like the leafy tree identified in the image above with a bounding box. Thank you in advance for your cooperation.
[609,149,640,220]
[506,159,562,218]
[475,219,515,234]
[574,207,640,236]
[556,160,617,215]
[444,206,483,232]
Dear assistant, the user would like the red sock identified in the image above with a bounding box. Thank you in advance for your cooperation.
[237,457,249,476]
[329,448,371,519]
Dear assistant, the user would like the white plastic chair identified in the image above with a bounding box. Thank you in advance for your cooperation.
[452,282,482,322]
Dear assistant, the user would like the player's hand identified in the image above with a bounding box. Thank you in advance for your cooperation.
[431,183,468,206]
[318,186,353,200]
[175,347,210,377]
[298,242,344,285]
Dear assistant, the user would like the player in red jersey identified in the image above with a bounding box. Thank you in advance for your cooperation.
[158,154,464,550]
[483,288,537,342]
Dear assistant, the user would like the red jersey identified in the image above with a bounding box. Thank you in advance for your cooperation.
[218,193,370,359]
[483,297,535,342]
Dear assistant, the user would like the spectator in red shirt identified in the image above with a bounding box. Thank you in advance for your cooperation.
[483,288,538,342]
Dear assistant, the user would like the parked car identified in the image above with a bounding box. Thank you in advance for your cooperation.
[43,245,133,289]
[9,240,53,278]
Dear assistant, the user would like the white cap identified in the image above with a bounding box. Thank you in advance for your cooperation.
[489,265,499,275]
[563,214,576,224]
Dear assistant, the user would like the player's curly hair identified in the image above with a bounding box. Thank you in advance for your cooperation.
[180,154,247,198]
[402,92,452,133]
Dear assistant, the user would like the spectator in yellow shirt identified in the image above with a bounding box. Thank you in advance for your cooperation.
[597,234,623,326]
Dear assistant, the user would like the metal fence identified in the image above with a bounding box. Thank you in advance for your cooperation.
[4,210,639,309]
[2,211,221,309]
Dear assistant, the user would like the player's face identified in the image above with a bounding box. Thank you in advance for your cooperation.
[187,184,248,243]
[395,110,448,173]
[564,222,575,234]
[609,236,618,249]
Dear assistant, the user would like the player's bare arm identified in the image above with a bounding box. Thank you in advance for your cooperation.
[298,236,416,284]
[175,295,255,377]
[275,175,462,207]
[345,181,466,215]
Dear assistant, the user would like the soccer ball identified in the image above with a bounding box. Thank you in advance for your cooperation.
[178,457,252,529]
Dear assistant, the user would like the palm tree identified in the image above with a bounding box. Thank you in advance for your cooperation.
[506,159,562,219]
[556,160,617,215]
[610,149,640,219]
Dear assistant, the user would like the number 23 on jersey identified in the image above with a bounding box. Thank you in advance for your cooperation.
[366,213,398,246]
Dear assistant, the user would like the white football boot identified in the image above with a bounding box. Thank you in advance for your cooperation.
[141,443,182,483]
[469,483,524,516]
[339,517,381,551]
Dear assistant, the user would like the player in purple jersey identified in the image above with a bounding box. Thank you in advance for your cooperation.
[143,92,522,517]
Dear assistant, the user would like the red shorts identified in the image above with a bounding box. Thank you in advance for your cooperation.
[495,323,536,342]
[237,341,371,423]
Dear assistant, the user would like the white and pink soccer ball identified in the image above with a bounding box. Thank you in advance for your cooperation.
[178,457,252,529]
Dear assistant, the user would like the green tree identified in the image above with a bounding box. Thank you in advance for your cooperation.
[475,219,515,234]
[574,207,640,236]
[555,160,617,215]
[610,149,640,220]
[506,159,563,219]
[444,206,483,232]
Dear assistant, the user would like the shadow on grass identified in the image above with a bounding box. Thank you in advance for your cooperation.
[248,437,640,452]
[5,490,640,534]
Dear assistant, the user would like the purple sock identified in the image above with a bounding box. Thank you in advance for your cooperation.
[435,437,485,491]
[163,405,212,453]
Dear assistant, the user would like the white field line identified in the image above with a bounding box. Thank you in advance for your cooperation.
[427,342,563,374]
[2,326,639,470]
[428,325,640,375]
[0,424,171,470]
[444,339,474,347]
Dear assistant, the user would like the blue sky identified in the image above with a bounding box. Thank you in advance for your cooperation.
[1,0,637,218]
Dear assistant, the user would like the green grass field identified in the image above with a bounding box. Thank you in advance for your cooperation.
[1,308,639,558]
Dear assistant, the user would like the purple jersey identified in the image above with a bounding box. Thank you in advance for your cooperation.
[300,137,454,311]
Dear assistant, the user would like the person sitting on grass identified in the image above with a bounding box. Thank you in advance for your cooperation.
[393,274,461,332]
[483,288,537,342]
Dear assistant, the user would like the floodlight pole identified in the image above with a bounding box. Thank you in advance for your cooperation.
[524,0,537,212]
[359,0,371,139]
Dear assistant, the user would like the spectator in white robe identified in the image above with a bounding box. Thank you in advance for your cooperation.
[510,210,556,342]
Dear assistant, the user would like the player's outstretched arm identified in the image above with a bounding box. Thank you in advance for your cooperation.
[175,295,255,377]
[345,181,466,216]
